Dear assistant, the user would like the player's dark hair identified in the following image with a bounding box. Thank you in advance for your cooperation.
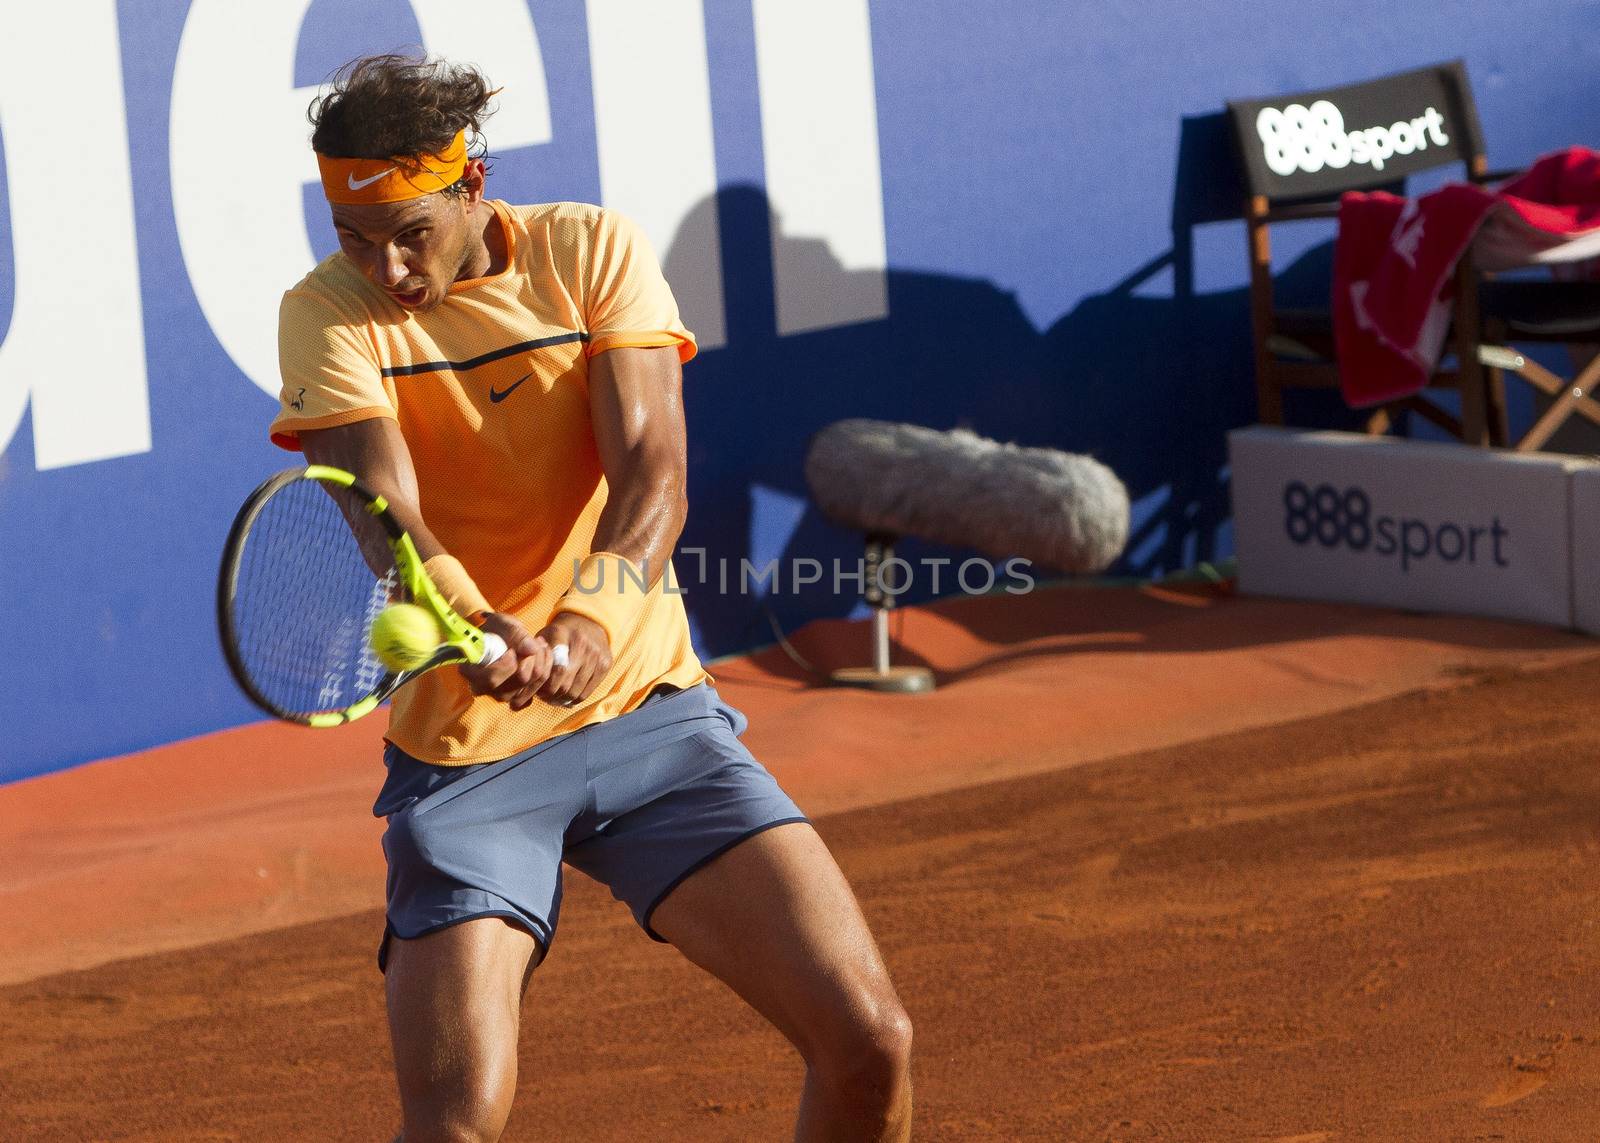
[309,53,495,176]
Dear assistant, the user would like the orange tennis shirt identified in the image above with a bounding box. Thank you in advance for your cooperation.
[271,200,710,764]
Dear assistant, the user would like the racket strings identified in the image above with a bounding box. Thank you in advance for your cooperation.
[231,479,401,716]
[353,569,400,697]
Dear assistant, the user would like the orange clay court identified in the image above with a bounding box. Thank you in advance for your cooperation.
[4,582,1600,1140]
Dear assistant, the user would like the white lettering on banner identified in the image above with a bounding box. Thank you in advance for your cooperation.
[171,0,553,399]
[0,1,150,470]
[1256,101,1450,177]
[408,0,553,157]
[586,0,725,348]
[3,4,893,468]
[753,0,888,335]
[171,0,320,401]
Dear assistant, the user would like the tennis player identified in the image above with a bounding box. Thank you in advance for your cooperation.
[269,54,912,1141]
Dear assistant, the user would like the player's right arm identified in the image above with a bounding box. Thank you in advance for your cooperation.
[299,418,552,708]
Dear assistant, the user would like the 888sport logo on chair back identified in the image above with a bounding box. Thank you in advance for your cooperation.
[1226,60,1484,200]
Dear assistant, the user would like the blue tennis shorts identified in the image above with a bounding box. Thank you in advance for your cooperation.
[371,682,807,971]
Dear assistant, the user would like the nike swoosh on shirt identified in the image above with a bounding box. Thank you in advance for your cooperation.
[347,167,397,191]
[489,372,534,403]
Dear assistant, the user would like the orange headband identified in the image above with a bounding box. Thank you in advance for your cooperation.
[316,129,469,205]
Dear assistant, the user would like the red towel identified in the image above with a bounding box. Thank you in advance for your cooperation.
[1332,147,1600,408]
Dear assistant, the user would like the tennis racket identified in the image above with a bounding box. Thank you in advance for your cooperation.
[217,464,508,727]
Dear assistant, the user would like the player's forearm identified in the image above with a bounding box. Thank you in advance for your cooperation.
[302,421,497,620]
[300,420,449,560]
[584,345,689,585]
[589,458,686,585]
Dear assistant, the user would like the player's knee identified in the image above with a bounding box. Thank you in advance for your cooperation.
[400,1076,515,1143]
[397,1121,496,1143]
[865,998,915,1081]
[396,1043,518,1143]
[812,987,914,1096]
[398,1124,501,1143]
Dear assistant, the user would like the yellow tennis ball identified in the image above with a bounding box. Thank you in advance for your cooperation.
[369,603,444,671]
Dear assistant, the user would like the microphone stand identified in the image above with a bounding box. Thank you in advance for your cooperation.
[829,532,936,694]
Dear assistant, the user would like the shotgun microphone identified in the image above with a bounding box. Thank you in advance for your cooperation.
[804,419,1129,574]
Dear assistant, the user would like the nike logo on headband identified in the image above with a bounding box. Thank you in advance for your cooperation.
[347,167,397,191]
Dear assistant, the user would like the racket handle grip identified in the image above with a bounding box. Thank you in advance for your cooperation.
[478,631,509,665]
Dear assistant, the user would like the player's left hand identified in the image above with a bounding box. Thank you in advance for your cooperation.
[461,611,554,711]
[533,612,612,708]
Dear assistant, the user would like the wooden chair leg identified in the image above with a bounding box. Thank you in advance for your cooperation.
[1478,319,1511,448]
[1572,351,1600,413]
[1521,392,1580,452]
[1506,354,1600,452]
[1256,376,1285,425]
[1485,365,1510,447]
[1521,351,1600,448]
[1566,342,1600,382]
[1458,361,1489,446]
[1453,256,1489,446]
[1246,206,1284,426]
[1402,396,1464,439]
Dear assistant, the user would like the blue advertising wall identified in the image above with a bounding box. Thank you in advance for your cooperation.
[3,0,1596,782]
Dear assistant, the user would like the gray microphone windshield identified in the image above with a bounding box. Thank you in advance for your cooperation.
[805,419,1129,574]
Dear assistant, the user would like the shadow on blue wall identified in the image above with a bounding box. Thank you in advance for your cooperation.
[1043,112,1377,575]
[667,183,1055,653]
[665,116,1367,657]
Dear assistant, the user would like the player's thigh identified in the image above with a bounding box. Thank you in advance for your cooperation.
[646,821,908,1061]
[384,916,540,1095]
